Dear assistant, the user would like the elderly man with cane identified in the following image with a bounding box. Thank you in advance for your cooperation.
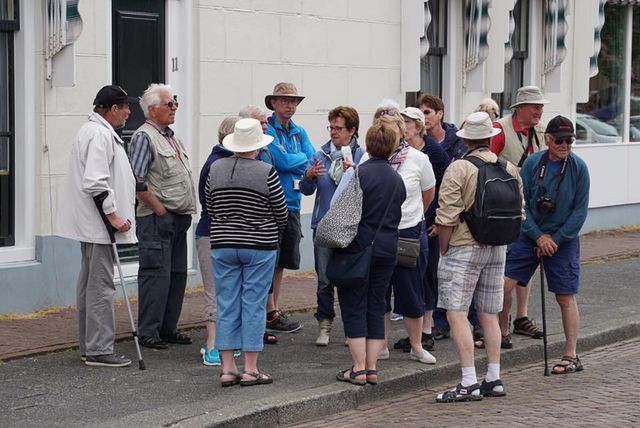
[502,115,590,374]
[57,85,138,368]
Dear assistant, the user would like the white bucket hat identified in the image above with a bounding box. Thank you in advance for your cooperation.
[222,118,274,153]
[510,86,550,109]
[456,112,502,140]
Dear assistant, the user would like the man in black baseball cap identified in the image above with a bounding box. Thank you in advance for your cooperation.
[93,85,138,109]
[502,114,590,375]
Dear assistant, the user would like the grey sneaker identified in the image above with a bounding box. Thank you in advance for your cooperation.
[266,311,303,333]
[85,354,131,368]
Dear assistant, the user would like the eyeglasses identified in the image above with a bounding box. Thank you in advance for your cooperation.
[159,101,179,109]
[551,137,574,145]
[327,125,346,132]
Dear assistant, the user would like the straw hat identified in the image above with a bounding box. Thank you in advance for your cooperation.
[222,118,274,153]
[264,82,305,111]
[456,112,502,140]
[510,86,550,109]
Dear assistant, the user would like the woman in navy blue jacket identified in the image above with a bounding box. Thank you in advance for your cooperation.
[335,121,406,386]
[300,106,364,346]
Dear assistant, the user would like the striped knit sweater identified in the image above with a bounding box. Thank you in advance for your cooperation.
[205,156,288,249]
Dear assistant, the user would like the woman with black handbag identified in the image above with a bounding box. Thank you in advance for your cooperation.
[372,103,437,365]
[334,121,406,386]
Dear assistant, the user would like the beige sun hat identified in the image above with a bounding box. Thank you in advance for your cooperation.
[222,118,274,153]
[510,86,550,109]
[456,112,502,140]
[264,82,305,111]
[400,107,426,126]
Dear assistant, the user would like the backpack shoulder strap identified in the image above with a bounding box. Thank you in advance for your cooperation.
[463,155,486,169]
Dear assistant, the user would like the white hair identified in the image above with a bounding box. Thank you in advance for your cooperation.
[476,98,500,120]
[218,116,239,144]
[238,105,266,119]
[140,83,175,118]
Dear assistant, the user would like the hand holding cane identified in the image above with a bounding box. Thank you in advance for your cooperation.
[93,192,146,370]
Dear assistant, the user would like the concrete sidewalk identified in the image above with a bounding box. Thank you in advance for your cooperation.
[0,229,638,427]
[1,228,638,362]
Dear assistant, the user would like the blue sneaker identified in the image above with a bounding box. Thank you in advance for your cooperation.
[203,347,221,366]
[201,344,241,362]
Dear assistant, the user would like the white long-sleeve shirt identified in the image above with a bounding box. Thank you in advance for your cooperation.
[56,112,137,244]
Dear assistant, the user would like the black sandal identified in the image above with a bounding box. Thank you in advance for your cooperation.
[336,367,367,386]
[240,371,273,386]
[552,355,583,374]
[263,332,278,344]
[220,371,241,387]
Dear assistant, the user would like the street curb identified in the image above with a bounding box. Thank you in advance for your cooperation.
[177,319,640,427]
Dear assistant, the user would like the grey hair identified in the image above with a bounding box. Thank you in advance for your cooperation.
[140,83,174,118]
[218,116,239,144]
[238,105,266,119]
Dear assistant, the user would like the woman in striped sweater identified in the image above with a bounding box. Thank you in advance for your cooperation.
[205,118,288,387]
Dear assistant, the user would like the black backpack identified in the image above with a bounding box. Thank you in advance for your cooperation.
[460,156,522,245]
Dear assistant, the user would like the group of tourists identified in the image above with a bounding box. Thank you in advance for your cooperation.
[57,81,590,400]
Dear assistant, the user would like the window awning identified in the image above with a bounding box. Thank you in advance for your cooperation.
[543,0,568,75]
[463,0,491,73]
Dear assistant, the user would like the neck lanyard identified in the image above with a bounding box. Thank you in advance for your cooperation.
[537,152,568,197]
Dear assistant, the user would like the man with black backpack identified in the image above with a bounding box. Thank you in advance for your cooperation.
[434,112,524,403]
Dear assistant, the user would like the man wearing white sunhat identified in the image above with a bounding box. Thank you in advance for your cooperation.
[491,86,549,347]
[435,112,524,403]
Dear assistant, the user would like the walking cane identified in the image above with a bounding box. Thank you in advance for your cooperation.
[539,258,550,376]
[94,193,146,370]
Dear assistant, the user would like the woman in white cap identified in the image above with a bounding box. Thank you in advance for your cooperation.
[205,118,288,387]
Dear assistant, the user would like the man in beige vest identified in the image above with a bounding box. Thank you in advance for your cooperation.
[490,86,548,348]
[129,83,197,349]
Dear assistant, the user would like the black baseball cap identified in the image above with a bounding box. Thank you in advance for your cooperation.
[545,115,575,138]
[93,85,138,108]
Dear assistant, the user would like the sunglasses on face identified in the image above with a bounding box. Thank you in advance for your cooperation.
[159,101,179,109]
[551,137,574,145]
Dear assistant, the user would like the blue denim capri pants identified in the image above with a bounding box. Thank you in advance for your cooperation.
[212,247,277,352]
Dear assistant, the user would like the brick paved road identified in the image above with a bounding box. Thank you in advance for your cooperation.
[290,338,640,427]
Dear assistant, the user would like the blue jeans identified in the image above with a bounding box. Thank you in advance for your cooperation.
[313,243,335,321]
[433,300,480,329]
[211,247,276,352]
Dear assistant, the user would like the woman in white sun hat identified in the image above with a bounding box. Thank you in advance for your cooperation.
[205,118,289,387]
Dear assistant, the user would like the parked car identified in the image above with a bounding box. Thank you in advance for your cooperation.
[575,114,622,144]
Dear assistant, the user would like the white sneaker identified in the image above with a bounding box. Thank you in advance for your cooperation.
[390,312,403,321]
[377,347,390,360]
[410,348,436,364]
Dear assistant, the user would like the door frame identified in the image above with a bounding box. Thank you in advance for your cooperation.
[106,0,196,277]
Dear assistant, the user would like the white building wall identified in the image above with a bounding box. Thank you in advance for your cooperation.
[197,0,403,214]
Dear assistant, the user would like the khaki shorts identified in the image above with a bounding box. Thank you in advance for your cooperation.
[437,244,506,314]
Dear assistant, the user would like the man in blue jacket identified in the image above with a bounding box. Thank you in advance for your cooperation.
[503,115,590,375]
[264,82,316,333]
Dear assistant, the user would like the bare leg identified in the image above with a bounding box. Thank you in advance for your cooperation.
[205,320,216,351]
[477,312,500,365]
[422,310,433,334]
[499,277,518,336]
[403,316,425,353]
[346,337,367,382]
[242,351,259,379]
[266,292,276,313]
[447,311,474,368]
[515,282,531,319]
[272,267,284,311]
[556,294,580,357]
[220,350,239,382]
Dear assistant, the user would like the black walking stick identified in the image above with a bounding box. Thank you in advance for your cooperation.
[94,192,146,370]
[539,258,550,376]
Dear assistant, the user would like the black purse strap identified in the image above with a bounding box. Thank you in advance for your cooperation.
[369,177,402,245]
